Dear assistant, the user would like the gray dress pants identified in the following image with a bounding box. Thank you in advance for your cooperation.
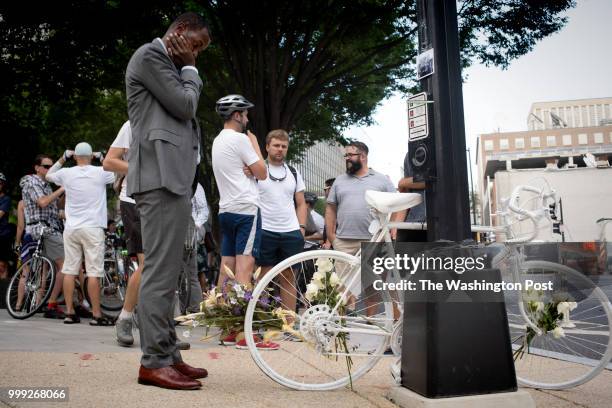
[135,188,190,369]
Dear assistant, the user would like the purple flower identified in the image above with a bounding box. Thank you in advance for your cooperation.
[258,296,270,307]
[232,306,243,316]
[244,291,253,301]
[272,296,281,304]
[221,277,230,299]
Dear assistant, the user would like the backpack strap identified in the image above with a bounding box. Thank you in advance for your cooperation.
[287,164,298,194]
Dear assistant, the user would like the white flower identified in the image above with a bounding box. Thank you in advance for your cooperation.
[313,278,325,290]
[329,272,341,287]
[233,283,245,298]
[229,297,237,305]
[223,265,236,280]
[316,258,334,273]
[312,271,326,283]
[336,294,347,306]
[305,283,320,301]
[552,326,565,339]
[557,301,570,315]
[535,301,544,313]
[204,298,215,309]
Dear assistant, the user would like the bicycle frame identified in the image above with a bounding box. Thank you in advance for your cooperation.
[329,184,558,340]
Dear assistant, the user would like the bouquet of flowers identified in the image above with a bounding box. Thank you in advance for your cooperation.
[305,258,354,386]
[513,289,577,361]
[176,266,284,339]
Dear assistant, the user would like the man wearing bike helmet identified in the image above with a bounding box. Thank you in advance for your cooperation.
[212,94,266,290]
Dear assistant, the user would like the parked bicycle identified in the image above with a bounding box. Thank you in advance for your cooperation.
[242,183,612,391]
[5,226,56,319]
[83,235,137,311]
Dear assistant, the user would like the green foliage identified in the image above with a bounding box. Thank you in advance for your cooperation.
[1,0,576,194]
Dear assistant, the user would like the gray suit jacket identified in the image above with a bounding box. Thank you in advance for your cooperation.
[125,39,203,197]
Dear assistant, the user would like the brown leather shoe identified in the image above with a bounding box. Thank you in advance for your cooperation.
[138,365,201,390]
[172,362,208,379]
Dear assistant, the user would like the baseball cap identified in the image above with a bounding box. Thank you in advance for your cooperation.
[74,142,93,156]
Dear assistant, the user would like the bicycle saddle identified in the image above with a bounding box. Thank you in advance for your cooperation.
[365,190,422,214]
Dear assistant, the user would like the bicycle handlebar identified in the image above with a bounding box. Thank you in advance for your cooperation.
[505,184,557,243]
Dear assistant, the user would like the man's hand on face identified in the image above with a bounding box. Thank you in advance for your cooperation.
[166,32,196,68]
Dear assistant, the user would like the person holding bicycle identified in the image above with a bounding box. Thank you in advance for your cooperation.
[46,142,115,326]
[19,154,66,319]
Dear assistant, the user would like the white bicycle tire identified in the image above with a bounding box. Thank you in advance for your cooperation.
[513,260,612,389]
[244,249,393,391]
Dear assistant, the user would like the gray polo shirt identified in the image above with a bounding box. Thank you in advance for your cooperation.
[327,169,396,239]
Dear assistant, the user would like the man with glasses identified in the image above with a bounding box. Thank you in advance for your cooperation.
[19,154,66,318]
[325,142,396,318]
[324,142,396,255]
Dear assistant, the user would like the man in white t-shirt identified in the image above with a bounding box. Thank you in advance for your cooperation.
[212,95,266,286]
[255,129,308,322]
[46,142,115,326]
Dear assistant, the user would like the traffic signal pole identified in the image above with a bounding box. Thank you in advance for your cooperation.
[390,0,535,406]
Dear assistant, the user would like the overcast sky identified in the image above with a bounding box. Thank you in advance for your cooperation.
[348,0,612,186]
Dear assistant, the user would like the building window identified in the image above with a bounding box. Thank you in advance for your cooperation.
[546,136,556,147]
[514,138,525,149]
[499,139,509,150]
[578,133,588,145]
[594,132,604,143]
[484,140,494,151]
[562,134,572,146]
[530,137,540,148]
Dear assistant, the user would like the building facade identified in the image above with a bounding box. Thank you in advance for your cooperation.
[476,98,612,231]
[527,97,612,131]
[290,141,345,195]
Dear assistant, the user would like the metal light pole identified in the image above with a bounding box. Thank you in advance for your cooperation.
[397,0,520,401]
[467,147,476,225]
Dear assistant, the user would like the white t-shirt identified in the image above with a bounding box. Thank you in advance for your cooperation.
[258,163,305,232]
[110,121,135,204]
[46,165,115,230]
[212,129,260,213]
[311,210,325,234]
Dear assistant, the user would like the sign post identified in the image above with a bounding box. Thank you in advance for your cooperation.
[390,0,535,406]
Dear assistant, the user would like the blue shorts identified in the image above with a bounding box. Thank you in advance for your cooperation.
[256,229,304,266]
[219,211,262,258]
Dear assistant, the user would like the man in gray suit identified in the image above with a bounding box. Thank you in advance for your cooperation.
[125,12,210,390]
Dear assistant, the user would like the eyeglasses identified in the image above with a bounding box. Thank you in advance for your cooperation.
[343,153,361,159]
[40,164,52,169]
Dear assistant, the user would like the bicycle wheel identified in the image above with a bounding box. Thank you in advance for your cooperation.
[245,250,393,391]
[6,256,56,319]
[84,260,126,311]
[505,260,612,389]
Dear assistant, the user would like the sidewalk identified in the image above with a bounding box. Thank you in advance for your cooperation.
[0,311,610,407]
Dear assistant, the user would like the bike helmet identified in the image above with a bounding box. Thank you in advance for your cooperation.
[215,94,254,119]
[304,191,318,205]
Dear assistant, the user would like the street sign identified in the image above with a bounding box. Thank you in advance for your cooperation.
[408,92,429,141]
